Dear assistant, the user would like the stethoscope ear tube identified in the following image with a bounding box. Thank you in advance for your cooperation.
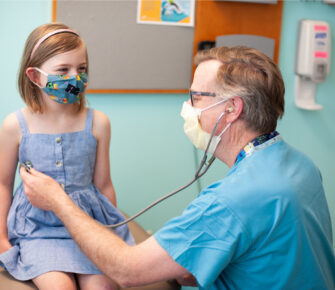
[106,110,226,229]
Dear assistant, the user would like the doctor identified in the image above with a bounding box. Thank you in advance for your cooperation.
[20,46,335,289]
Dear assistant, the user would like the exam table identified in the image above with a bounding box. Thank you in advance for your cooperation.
[0,213,180,290]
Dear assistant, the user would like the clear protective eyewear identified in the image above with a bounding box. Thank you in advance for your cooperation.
[189,90,216,106]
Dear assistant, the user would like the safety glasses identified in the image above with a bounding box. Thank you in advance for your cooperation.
[189,90,216,106]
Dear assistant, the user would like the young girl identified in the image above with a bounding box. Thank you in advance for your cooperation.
[0,23,134,289]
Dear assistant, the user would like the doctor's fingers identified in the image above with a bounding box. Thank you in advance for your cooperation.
[20,167,58,208]
[20,165,33,184]
[21,166,46,178]
[20,166,56,185]
[20,166,40,198]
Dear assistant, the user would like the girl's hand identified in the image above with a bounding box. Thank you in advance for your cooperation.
[0,238,12,254]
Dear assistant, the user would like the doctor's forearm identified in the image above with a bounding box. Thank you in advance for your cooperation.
[53,193,135,286]
[53,194,186,287]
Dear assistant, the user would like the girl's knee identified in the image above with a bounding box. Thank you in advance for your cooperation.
[32,271,77,290]
[77,274,119,290]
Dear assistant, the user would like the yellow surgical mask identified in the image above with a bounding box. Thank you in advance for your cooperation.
[181,101,231,155]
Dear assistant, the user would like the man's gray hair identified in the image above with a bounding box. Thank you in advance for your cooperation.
[195,46,285,133]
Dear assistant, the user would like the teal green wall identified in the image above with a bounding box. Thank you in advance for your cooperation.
[0,0,334,250]
[278,1,335,245]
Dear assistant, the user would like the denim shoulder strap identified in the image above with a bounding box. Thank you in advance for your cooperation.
[85,108,94,132]
[15,110,29,135]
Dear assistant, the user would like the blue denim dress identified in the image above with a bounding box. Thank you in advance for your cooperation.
[0,108,134,280]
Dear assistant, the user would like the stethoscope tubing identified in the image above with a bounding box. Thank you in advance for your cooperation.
[106,110,227,229]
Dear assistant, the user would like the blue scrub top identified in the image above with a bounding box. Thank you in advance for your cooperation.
[154,138,335,289]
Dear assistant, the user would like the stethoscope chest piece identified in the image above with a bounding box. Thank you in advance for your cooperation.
[22,160,33,173]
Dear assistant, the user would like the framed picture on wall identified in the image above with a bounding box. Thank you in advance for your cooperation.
[137,0,195,26]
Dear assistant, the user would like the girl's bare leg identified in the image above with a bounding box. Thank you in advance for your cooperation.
[77,274,119,290]
[32,271,77,290]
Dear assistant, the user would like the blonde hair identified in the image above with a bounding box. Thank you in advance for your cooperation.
[195,46,285,134]
[18,23,88,113]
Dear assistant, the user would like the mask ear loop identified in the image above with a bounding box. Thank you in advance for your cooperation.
[199,98,228,114]
[218,121,231,138]
[29,67,48,88]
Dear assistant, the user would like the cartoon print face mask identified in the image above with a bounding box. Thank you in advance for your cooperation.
[33,67,88,104]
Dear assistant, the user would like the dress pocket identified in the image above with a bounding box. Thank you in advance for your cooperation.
[24,205,63,228]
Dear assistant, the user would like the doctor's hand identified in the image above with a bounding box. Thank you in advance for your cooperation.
[20,166,67,212]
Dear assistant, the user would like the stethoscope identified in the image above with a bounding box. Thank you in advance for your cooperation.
[21,108,231,229]
[107,108,231,229]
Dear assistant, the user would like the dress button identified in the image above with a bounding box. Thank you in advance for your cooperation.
[56,161,63,167]
[56,137,62,143]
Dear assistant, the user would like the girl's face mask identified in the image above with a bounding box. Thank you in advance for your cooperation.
[33,67,88,104]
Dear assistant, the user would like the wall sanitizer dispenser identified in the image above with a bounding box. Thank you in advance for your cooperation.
[295,19,331,110]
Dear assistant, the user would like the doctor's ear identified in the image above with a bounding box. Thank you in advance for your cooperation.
[225,96,243,123]
[26,67,42,87]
